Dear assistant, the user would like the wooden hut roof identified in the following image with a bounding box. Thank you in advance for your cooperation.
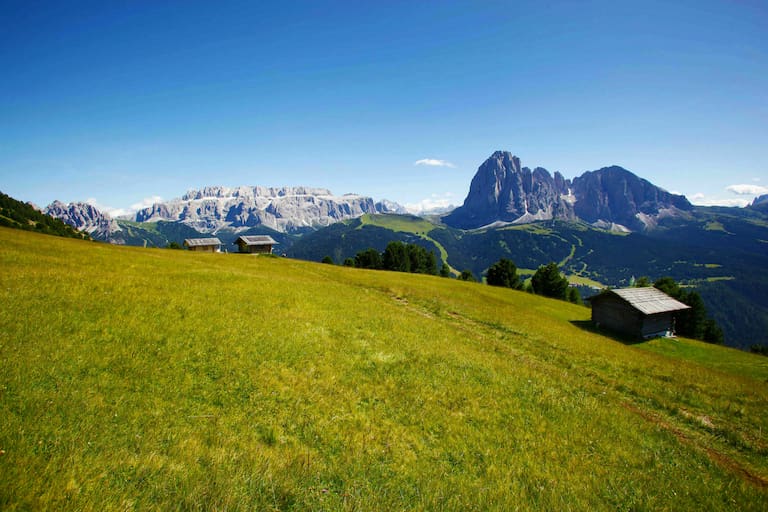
[183,237,222,247]
[599,287,690,315]
[235,235,277,246]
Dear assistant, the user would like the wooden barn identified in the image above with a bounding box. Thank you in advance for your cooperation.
[591,287,690,339]
[183,238,222,253]
[234,235,277,254]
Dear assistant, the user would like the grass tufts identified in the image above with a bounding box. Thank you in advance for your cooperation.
[1,227,767,510]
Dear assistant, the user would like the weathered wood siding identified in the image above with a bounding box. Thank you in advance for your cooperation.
[248,245,272,254]
[236,241,273,254]
[592,294,644,337]
[188,245,219,253]
[640,312,673,337]
[592,293,676,339]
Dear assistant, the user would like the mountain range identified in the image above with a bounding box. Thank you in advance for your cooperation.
[45,151,700,243]
[44,186,405,241]
[39,150,768,350]
[443,151,692,231]
[130,186,406,232]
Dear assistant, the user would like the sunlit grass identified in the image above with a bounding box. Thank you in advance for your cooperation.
[359,214,452,269]
[499,224,553,235]
[358,213,436,235]
[566,274,605,288]
[636,337,768,381]
[705,221,728,232]
[1,227,766,510]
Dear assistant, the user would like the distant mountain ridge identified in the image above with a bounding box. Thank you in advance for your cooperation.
[749,194,768,213]
[444,151,693,231]
[44,186,405,242]
[44,200,121,239]
[0,191,89,240]
[43,152,747,243]
[129,185,401,233]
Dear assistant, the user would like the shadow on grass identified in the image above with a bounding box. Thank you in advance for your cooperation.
[570,320,646,346]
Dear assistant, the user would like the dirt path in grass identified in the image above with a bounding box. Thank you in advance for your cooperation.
[621,402,768,489]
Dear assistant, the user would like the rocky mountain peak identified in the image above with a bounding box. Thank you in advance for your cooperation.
[443,152,571,229]
[131,186,391,233]
[44,200,121,237]
[748,194,768,212]
[444,151,692,231]
[571,166,692,231]
[180,186,335,202]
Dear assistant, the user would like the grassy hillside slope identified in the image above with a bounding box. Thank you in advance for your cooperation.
[288,214,768,349]
[1,227,767,511]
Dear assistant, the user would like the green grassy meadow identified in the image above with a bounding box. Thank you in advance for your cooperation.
[1,227,767,510]
[358,214,437,236]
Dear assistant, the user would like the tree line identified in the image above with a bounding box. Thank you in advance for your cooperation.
[641,276,724,344]
[486,259,582,304]
[324,247,724,344]
[328,247,582,305]
[323,241,443,276]
[0,191,89,240]
[467,260,724,344]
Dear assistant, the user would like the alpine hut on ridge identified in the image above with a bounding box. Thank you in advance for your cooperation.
[234,235,277,254]
[591,287,690,339]
[183,238,222,253]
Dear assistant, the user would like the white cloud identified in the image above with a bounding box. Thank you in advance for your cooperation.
[404,193,456,214]
[130,195,163,211]
[688,183,768,208]
[414,158,455,168]
[84,195,163,218]
[725,184,768,196]
[689,193,751,208]
[85,198,125,217]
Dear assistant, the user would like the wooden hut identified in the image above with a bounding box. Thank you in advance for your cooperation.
[591,287,690,339]
[234,235,277,254]
[183,238,222,253]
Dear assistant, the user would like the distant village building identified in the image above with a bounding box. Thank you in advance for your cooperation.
[234,235,277,254]
[591,287,690,339]
[183,238,222,253]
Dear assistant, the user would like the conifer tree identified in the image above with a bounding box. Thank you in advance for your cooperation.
[486,258,522,289]
[531,262,568,299]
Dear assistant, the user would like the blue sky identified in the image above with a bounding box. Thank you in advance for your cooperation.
[2,0,766,214]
